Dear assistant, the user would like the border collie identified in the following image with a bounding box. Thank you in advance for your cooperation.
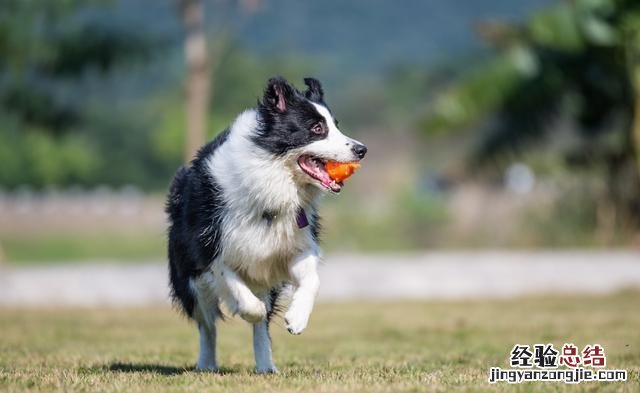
[166,77,367,373]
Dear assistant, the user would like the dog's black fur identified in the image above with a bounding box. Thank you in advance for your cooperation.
[253,77,331,155]
[166,129,230,317]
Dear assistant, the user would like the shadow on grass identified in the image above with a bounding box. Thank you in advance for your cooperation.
[102,362,237,375]
[106,363,191,375]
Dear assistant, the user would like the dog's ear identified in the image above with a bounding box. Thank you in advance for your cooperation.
[264,77,295,113]
[303,77,324,102]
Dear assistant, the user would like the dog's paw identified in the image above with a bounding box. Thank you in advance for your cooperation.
[195,362,219,372]
[238,298,267,323]
[284,306,310,335]
[255,366,279,374]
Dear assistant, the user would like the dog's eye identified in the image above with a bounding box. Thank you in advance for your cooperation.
[311,122,325,135]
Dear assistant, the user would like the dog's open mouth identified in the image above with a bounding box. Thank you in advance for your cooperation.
[297,155,343,192]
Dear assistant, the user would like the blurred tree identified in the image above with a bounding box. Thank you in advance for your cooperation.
[178,0,263,162]
[0,0,159,188]
[0,0,154,134]
[423,0,640,228]
[179,0,209,162]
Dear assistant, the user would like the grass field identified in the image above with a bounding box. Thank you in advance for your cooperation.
[0,233,165,264]
[1,292,638,392]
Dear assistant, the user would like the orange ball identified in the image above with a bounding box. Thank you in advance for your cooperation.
[325,161,361,182]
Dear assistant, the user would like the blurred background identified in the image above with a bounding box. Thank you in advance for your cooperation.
[1,0,640,267]
[3,4,640,390]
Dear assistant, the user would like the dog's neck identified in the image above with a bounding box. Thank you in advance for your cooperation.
[207,110,321,218]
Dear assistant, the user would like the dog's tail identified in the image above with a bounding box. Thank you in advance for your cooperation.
[166,166,190,220]
[168,251,195,317]
[166,166,196,317]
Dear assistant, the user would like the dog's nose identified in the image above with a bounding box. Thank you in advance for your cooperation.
[352,143,367,159]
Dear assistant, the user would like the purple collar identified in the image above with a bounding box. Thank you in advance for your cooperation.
[296,207,309,229]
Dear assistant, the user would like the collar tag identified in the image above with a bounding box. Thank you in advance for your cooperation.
[296,207,309,229]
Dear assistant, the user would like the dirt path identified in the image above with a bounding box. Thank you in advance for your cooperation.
[1,251,639,306]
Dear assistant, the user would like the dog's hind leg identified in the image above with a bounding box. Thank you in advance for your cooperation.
[192,277,220,371]
[253,292,277,374]
[195,320,218,371]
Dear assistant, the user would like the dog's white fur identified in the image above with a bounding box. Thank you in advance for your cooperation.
[189,104,360,373]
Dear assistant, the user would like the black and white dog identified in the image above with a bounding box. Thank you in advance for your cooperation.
[166,77,367,373]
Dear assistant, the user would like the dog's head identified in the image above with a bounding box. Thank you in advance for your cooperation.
[254,77,367,193]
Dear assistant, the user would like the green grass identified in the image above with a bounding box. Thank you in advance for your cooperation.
[1,292,639,392]
[1,233,165,265]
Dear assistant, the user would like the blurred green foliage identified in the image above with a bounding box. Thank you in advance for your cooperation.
[0,1,489,192]
[2,232,164,264]
[0,130,99,187]
[0,1,318,190]
[422,0,640,227]
[0,0,164,189]
[0,1,156,132]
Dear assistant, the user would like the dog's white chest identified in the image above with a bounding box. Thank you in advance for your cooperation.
[221,209,314,287]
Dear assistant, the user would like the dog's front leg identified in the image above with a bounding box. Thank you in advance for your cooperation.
[218,264,266,323]
[284,252,320,335]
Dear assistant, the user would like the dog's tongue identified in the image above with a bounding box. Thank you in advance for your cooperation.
[299,157,342,192]
[312,167,342,192]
